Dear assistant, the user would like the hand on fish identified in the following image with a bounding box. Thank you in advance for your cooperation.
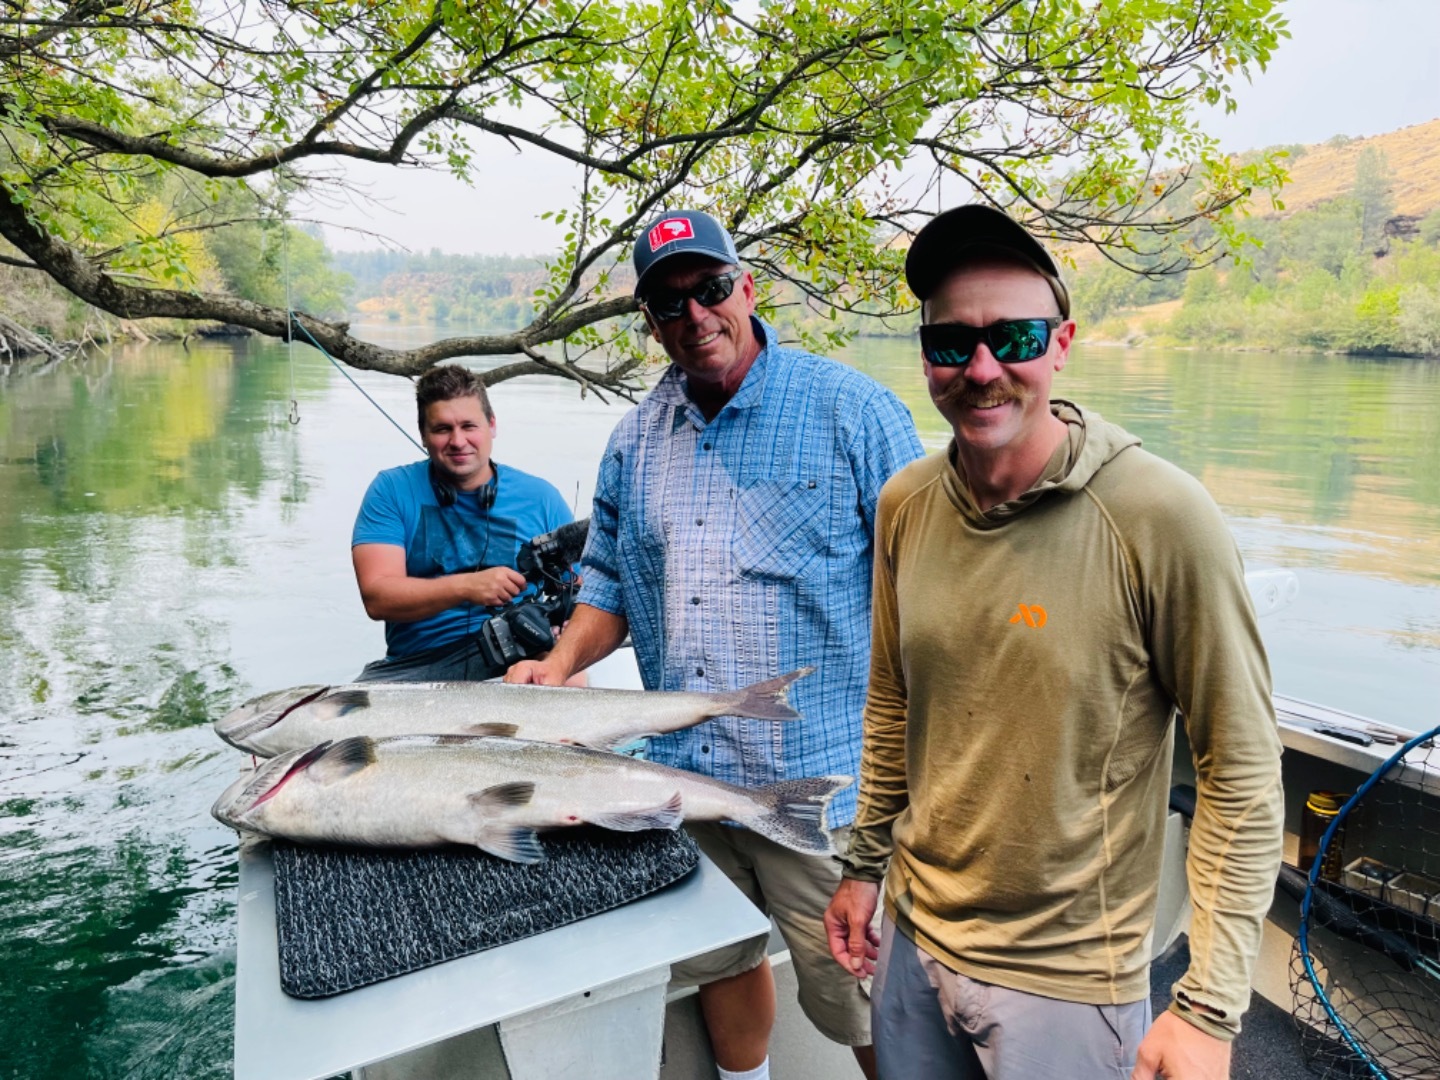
[505,658,567,686]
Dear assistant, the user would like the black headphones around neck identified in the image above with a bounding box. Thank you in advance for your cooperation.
[431,460,499,510]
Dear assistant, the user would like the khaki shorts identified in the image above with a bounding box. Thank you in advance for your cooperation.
[670,822,875,1046]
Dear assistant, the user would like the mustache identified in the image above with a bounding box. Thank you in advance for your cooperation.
[933,377,1027,412]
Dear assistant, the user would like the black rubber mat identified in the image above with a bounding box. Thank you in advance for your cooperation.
[272,828,700,999]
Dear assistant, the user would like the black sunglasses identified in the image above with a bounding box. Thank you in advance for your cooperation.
[640,270,742,322]
[919,318,1063,367]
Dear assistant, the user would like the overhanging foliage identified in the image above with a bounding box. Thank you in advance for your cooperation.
[0,0,1290,392]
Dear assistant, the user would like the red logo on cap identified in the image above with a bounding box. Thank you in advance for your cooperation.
[648,217,695,251]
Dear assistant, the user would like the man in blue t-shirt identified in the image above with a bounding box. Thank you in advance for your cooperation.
[350,364,572,682]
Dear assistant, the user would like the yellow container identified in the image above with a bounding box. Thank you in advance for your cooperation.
[1299,790,1346,881]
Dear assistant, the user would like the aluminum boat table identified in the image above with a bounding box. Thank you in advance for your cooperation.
[233,836,770,1080]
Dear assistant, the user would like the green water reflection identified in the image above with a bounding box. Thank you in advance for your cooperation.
[849,339,1440,586]
[0,342,319,1080]
[0,337,1436,1078]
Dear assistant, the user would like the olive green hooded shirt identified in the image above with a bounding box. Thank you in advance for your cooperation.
[844,401,1283,1041]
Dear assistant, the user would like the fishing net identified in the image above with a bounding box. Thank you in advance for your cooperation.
[1288,727,1440,1079]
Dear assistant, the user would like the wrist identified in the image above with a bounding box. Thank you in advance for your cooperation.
[540,640,580,678]
[450,571,477,608]
[837,839,889,883]
[1165,1000,1237,1043]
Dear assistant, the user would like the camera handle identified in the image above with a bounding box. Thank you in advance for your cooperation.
[470,518,588,674]
[475,603,556,672]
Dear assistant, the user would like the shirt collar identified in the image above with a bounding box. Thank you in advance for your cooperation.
[651,316,775,427]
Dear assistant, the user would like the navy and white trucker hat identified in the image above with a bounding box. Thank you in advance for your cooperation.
[632,210,740,297]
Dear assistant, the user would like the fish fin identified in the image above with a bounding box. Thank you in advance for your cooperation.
[743,775,852,855]
[587,791,683,832]
[303,735,377,783]
[714,667,814,722]
[434,734,487,747]
[462,722,520,738]
[318,689,370,718]
[469,781,535,810]
[475,825,545,864]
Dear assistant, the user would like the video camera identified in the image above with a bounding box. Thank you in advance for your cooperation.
[474,518,589,672]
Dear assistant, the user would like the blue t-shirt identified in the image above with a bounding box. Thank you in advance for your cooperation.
[351,460,573,658]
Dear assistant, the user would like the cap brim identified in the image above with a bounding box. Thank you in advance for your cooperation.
[634,246,741,297]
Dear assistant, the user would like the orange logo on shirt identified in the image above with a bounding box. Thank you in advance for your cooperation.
[1009,604,1047,628]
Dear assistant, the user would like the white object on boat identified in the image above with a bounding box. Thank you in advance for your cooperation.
[234,839,767,1080]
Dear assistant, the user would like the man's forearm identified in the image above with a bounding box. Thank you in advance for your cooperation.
[844,714,909,881]
[842,655,911,881]
[545,603,629,677]
[1172,756,1283,1039]
[845,529,910,881]
[360,573,476,623]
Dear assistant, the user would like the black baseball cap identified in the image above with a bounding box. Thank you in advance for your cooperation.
[905,205,1070,318]
[633,210,741,297]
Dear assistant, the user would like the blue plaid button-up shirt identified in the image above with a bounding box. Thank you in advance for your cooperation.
[578,318,923,826]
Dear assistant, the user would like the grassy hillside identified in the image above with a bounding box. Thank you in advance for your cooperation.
[1071,118,1440,357]
[1264,119,1440,219]
[333,252,550,330]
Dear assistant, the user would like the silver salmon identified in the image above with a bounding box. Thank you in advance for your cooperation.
[214,669,812,758]
[210,734,850,861]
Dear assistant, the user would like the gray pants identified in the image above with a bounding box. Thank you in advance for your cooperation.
[871,919,1151,1080]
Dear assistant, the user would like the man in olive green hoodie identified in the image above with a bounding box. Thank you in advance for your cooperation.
[823,206,1283,1080]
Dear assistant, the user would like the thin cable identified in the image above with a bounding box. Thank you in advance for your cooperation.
[283,224,299,425]
[286,315,424,453]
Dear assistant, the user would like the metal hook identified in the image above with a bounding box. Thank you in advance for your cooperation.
[288,399,300,425]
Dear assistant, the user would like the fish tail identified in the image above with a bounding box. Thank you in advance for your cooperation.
[745,775,852,855]
[716,667,814,722]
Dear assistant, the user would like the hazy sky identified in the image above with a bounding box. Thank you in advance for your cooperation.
[313,0,1440,256]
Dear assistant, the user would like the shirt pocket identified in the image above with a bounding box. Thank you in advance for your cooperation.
[733,476,832,580]
[412,505,488,577]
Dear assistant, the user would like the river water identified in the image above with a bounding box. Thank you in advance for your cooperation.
[1,332,1437,1078]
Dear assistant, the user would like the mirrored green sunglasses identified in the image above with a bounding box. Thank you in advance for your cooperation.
[920,318,1062,366]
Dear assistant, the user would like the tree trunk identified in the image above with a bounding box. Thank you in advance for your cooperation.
[0,313,65,360]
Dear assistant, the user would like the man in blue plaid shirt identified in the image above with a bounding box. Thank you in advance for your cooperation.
[507,210,922,1080]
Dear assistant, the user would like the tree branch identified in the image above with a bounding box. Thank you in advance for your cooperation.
[0,178,645,379]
